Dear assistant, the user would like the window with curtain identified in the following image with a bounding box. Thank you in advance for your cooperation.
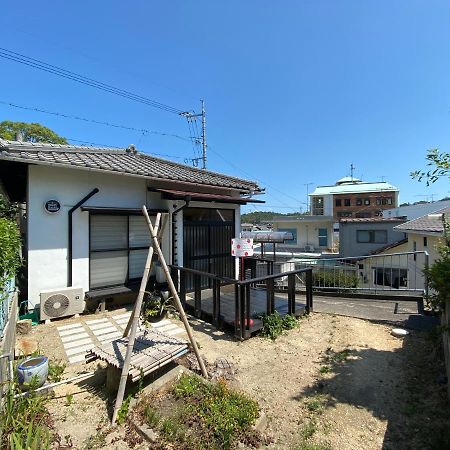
[89,214,151,289]
[318,228,328,247]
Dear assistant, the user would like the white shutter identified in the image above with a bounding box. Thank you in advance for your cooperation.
[129,216,150,248]
[129,249,148,279]
[91,215,127,250]
[90,251,128,288]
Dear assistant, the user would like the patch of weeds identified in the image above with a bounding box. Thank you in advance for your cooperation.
[261,312,299,340]
[82,430,107,450]
[47,359,66,383]
[0,378,53,449]
[116,395,131,426]
[294,443,331,450]
[141,373,261,449]
[333,348,352,362]
[319,365,331,374]
[143,404,160,428]
[300,420,317,440]
[305,394,329,413]
[65,393,74,406]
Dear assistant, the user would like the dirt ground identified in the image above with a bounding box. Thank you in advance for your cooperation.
[29,311,449,450]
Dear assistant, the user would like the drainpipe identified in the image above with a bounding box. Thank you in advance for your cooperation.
[67,188,99,287]
[171,196,191,265]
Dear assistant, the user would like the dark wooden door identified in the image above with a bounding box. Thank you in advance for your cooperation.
[183,208,235,290]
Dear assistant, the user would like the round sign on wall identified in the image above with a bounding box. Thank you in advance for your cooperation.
[44,199,61,214]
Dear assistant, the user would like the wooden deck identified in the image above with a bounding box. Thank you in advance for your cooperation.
[86,329,188,382]
[185,286,306,335]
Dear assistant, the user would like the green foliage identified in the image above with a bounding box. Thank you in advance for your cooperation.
[116,395,131,425]
[143,291,176,321]
[141,375,259,450]
[47,360,66,383]
[0,380,52,449]
[0,217,22,297]
[424,223,450,311]
[411,148,450,186]
[0,195,19,220]
[0,120,67,144]
[313,270,358,290]
[261,312,299,340]
[319,366,331,374]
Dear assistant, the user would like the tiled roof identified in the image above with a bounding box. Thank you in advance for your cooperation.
[0,139,261,192]
[394,206,450,234]
[339,217,406,223]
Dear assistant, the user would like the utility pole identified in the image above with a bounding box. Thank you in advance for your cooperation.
[350,163,355,180]
[303,182,313,215]
[180,100,207,169]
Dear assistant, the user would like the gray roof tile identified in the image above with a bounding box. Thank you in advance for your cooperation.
[394,206,450,233]
[0,139,261,192]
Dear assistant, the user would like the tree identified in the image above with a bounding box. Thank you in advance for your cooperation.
[411,148,450,186]
[0,121,67,144]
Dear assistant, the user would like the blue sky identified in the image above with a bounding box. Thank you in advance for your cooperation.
[1,1,449,212]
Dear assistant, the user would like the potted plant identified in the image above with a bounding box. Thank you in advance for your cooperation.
[143,290,176,323]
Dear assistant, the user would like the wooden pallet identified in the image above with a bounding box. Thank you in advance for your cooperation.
[86,329,188,382]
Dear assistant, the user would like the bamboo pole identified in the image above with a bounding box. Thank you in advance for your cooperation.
[122,215,166,337]
[111,213,162,424]
[143,206,208,379]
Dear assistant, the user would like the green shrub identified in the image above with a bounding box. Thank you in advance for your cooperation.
[261,312,299,340]
[313,270,358,290]
[0,217,21,295]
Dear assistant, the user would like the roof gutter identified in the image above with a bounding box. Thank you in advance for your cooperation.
[68,188,99,287]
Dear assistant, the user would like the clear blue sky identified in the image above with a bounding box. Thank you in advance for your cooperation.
[1,1,449,213]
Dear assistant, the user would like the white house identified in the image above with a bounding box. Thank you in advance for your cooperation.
[0,139,263,312]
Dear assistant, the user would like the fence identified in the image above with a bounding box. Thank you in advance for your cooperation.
[171,264,313,340]
[251,251,429,297]
[0,278,18,409]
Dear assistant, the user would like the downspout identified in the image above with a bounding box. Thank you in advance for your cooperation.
[67,188,99,287]
[171,196,191,265]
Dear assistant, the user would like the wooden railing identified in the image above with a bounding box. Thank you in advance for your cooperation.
[170,264,313,340]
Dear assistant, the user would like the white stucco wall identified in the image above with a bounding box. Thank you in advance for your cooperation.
[27,165,242,308]
[274,220,334,250]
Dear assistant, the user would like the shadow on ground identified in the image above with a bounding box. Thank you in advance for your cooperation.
[293,329,450,450]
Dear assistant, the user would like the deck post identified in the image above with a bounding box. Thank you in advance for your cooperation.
[288,274,295,315]
[266,278,275,315]
[245,284,251,336]
[194,275,202,318]
[240,284,246,339]
[179,270,186,307]
[212,279,220,327]
[306,269,313,313]
[234,284,241,339]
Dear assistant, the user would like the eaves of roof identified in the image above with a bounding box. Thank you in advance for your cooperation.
[0,139,262,193]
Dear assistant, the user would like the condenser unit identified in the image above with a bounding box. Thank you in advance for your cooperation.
[40,287,84,321]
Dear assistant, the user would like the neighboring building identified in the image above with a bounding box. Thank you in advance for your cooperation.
[309,176,399,220]
[272,215,335,254]
[383,199,450,221]
[394,206,450,266]
[339,217,407,258]
[0,139,263,310]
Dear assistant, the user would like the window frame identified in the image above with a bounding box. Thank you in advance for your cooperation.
[89,213,152,290]
[356,229,388,244]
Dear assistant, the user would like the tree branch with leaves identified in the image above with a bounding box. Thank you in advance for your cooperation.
[411,148,450,186]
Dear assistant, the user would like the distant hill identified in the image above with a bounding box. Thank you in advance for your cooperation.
[241,211,307,224]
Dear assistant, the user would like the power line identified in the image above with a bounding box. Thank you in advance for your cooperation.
[207,144,304,207]
[65,136,186,160]
[0,47,184,114]
[0,100,192,142]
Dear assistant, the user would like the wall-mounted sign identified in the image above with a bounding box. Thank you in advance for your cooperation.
[231,238,254,257]
[44,199,61,214]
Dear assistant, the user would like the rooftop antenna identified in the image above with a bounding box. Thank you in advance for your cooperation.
[350,163,356,181]
[303,182,314,215]
[180,100,207,169]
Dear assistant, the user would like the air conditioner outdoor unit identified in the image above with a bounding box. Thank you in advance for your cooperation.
[40,287,84,321]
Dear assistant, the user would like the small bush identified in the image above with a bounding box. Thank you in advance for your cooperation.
[47,360,66,383]
[313,270,358,290]
[261,312,299,340]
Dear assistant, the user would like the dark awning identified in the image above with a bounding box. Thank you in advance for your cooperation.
[241,231,293,243]
[80,206,168,215]
[151,188,265,205]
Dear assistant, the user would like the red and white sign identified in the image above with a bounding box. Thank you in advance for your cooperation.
[231,238,254,257]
